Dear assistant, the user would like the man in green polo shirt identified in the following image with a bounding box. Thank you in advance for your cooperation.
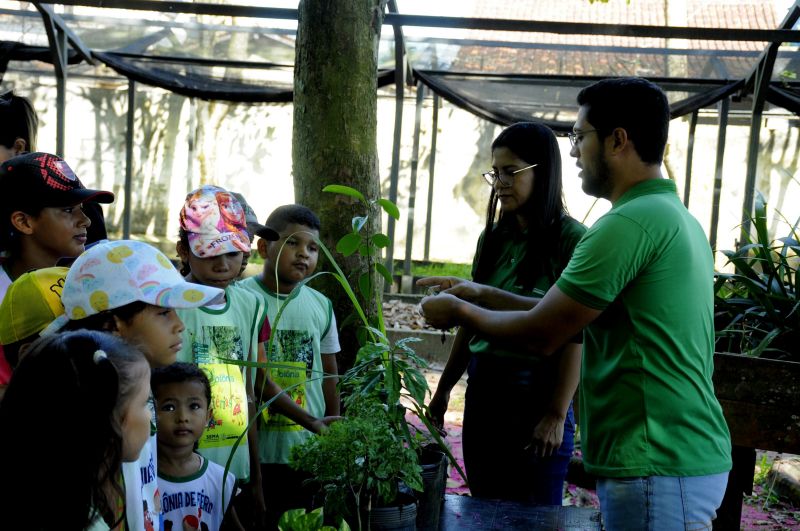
[421,77,731,530]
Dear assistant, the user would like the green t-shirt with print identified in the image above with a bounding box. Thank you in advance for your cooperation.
[176,284,265,483]
[556,179,731,478]
[240,276,334,465]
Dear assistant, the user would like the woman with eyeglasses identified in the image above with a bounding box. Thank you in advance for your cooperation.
[418,122,586,504]
[0,90,38,163]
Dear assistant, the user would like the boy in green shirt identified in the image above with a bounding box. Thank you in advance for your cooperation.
[240,204,341,527]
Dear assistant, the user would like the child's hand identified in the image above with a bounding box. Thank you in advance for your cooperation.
[310,415,343,433]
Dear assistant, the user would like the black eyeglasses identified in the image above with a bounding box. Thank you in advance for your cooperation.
[567,129,598,147]
[482,163,538,187]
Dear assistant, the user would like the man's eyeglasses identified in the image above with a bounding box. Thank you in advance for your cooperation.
[567,129,598,147]
[482,163,538,186]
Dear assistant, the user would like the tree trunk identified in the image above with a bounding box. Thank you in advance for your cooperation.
[293,0,385,373]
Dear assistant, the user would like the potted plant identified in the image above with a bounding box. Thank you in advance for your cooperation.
[289,185,462,529]
[711,193,800,528]
[289,395,421,530]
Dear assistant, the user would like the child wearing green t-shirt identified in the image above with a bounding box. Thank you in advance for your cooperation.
[175,186,334,528]
[239,204,342,527]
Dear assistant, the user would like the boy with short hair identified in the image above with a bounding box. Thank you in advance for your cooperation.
[239,204,341,525]
[152,362,243,531]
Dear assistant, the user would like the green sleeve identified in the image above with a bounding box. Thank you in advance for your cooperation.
[557,213,656,310]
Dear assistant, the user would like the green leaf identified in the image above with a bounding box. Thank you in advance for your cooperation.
[323,184,365,203]
[352,216,368,233]
[375,262,393,285]
[358,272,373,300]
[372,233,390,248]
[336,233,362,257]
[377,198,400,220]
[358,243,374,257]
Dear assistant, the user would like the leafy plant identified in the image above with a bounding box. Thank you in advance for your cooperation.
[289,396,421,529]
[322,185,466,478]
[278,506,350,530]
[714,193,800,360]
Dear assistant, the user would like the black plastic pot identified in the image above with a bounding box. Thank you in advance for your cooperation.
[356,492,417,531]
[416,447,448,531]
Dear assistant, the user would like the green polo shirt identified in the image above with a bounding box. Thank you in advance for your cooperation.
[469,215,586,361]
[557,179,731,478]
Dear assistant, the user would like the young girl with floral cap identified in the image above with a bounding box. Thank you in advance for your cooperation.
[49,239,224,531]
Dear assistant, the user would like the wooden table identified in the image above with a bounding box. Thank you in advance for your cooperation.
[439,494,602,530]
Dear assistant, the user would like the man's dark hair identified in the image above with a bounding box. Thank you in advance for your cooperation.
[151,361,212,407]
[577,77,670,165]
[266,204,321,233]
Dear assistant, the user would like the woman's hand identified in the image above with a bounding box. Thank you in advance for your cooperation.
[416,276,465,292]
[427,390,450,435]
[445,280,487,304]
[529,412,565,458]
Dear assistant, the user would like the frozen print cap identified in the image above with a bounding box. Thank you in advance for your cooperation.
[44,240,224,332]
[179,185,251,257]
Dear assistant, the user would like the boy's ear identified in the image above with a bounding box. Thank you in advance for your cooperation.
[205,406,213,425]
[108,314,124,334]
[256,237,269,259]
[9,211,35,235]
[12,138,26,154]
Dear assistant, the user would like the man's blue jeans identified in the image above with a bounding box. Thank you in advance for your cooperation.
[596,472,729,531]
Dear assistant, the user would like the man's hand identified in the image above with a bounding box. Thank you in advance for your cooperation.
[420,292,461,329]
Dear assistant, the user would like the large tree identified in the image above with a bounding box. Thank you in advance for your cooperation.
[293,0,386,372]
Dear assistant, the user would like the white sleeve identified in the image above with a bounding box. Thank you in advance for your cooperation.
[320,310,340,354]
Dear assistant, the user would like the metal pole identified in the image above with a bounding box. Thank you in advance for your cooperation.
[55,28,67,157]
[423,93,439,261]
[683,110,698,208]
[123,79,135,239]
[404,83,424,278]
[385,0,405,284]
[709,97,730,251]
[741,48,778,242]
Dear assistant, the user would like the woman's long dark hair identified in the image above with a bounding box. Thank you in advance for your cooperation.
[0,90,38,151]
[473,122,567,289]
[0,330,147,530]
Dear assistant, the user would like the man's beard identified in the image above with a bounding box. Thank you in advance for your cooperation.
[582,151,613,199]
